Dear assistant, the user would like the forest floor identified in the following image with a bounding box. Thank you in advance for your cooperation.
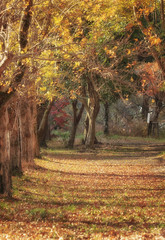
[0,136,165,239]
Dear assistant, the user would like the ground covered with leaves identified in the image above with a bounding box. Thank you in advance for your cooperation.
[0,137,165,239]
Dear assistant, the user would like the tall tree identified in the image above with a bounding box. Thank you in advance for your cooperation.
[67,99,84,148]
[0,0,33,195]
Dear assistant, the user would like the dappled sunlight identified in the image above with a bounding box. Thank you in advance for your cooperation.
[0,139,164,239]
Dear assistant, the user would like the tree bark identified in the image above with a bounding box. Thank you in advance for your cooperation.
[0,53,13,77]
[83,112,89,144]
[18,97,37,168]
[37,100,54,147]
[154,0,157,25]
[104,102,109,135]
[84,79,100,148]
[0,0,33,196]
[0,105,12,197]
[161,0,165,30]
[67,100,84,148]
[142,94,149,121]
[8,101,22,175]
[148,94,163,137]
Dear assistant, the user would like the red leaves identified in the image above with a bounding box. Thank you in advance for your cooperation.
[50,98,70,129]
[136,62,161,95]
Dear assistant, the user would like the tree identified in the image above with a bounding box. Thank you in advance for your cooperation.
[37,100,54,148]
[0,0,34,196]
[67,99,84,148]
[0,0,58,195]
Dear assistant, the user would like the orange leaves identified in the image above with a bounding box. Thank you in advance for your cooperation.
[126,61,137,69]
[141,79,147,89]
[134,38,138,42]
[125,23,134,32]
[80,37,88,47]
[143,27,162,46]
[127,49,131,55]
[130,77,134,82]
[104,47,116,58]
[149,36,161,46]
[1,137,165,239]
[142,6,155,16]
[7,87,13,94]
[136,62,161,95]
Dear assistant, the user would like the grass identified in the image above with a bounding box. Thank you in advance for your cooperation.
[0,137,165,239]
[107,134,165,142]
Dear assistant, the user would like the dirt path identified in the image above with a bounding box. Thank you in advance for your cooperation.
[0,138,165,239]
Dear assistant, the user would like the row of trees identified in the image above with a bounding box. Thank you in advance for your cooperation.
[1,0,165,196]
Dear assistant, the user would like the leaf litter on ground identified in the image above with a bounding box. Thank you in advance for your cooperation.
[0,137,165,239]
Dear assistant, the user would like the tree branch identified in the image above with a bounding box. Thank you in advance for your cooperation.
[0,53,13,77]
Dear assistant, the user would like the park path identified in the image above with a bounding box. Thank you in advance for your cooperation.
[45,139,165,176]
[0,138,165,239]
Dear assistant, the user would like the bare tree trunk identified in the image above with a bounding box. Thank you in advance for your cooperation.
[161,0,165,30]
[148,94,163,137]
[18,97,37,168]
[85,80,100,148]
[83,112,89,144]
[37,100,54,147]
[28,98,38,162]
[80,76,100,148]
[0,105,12,197]
[67,100,84,148]
[83,112,100,145]
[154,0,158,25]
[142,94,149,121]
[85,111,95,147]
[104,102,109,135]
[9,102,22,175]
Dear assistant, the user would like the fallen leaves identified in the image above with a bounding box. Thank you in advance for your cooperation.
[0,138,165,239]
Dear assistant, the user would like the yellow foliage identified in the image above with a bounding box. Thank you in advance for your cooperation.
[127,49,131,55]
[7,87,13,94]
[74,62,81,68]
[40,86,47,92]
[130,77,134,82]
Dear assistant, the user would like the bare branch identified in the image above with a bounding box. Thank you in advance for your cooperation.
[0,53,13,77]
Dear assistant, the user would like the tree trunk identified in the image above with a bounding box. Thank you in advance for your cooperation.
[83,114,99,144]
[8,102,22,175]
[18,97,37,168]
[154,0,157,25]
[104,102,109,135]
[37,100,54,147]
[83,112,89,144]
[80,76,100,148]
[142,94,149,121]
[161,0,165,30]
[0,105,12,197]
[0,0,33,196]
[148,95,163,137]
[85,80,100,148]
[85,111,96,148]
[67,100,84,148]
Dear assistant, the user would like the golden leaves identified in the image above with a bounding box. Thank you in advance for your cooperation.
[125,23,134,31]
[130,77,134,82]
[149,36,161,46]
[104,47,116,58]
[127,49,131,55]
[7,87,13,94]
[126,61,137,69]
[74,61,81,68]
